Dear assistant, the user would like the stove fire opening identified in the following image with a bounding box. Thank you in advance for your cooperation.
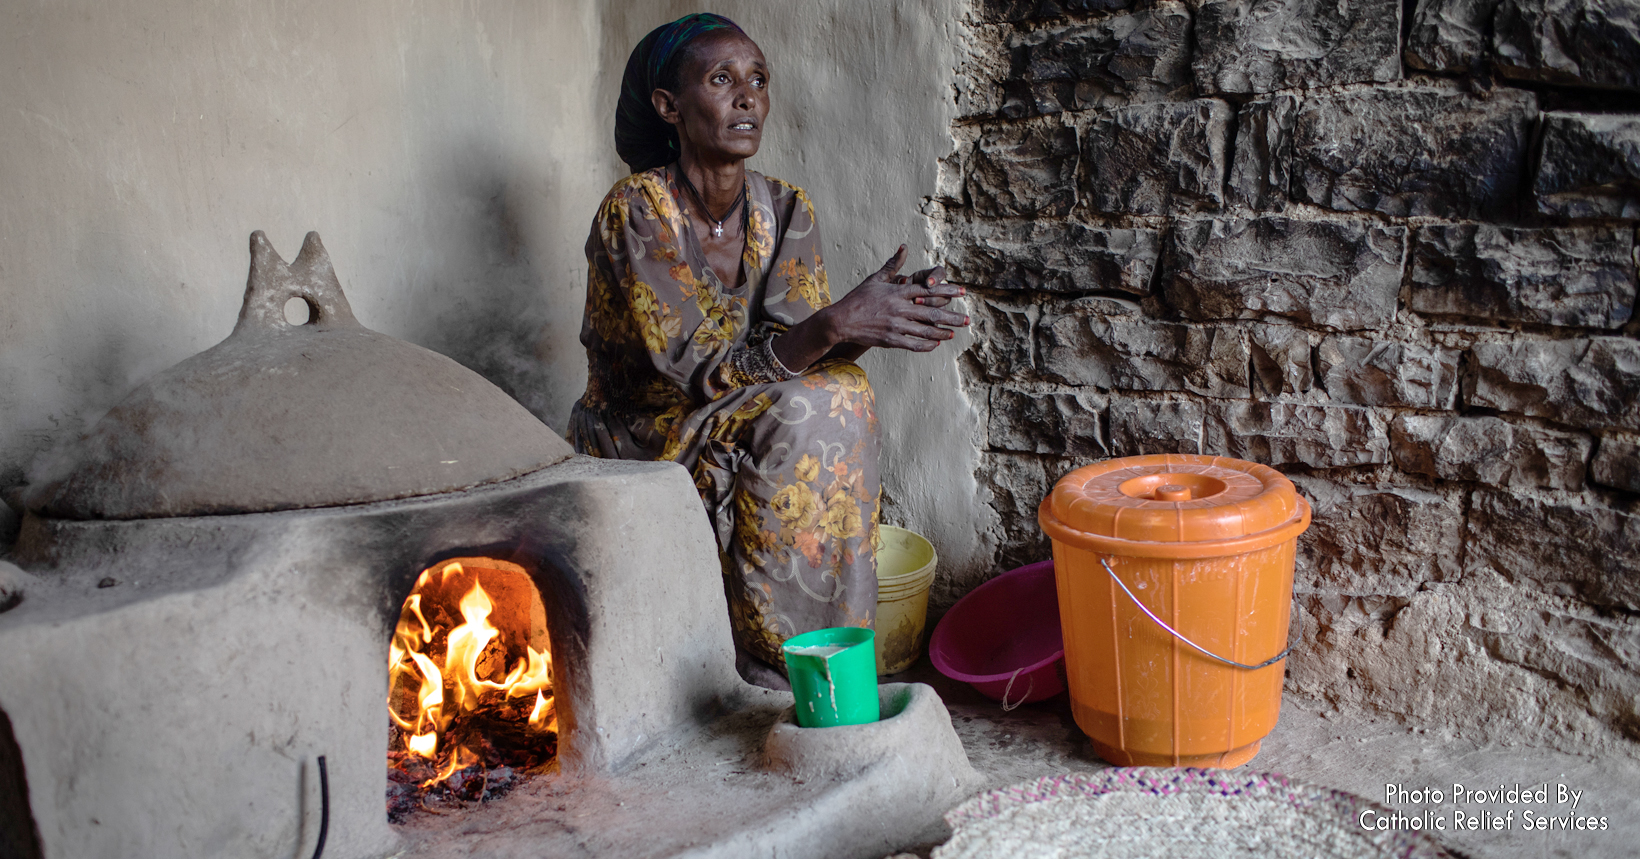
[385,557,555,821]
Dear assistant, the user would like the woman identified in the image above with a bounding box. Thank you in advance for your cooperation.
[569,13,969,687]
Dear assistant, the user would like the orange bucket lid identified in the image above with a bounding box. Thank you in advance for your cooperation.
[1039,454,1311,559]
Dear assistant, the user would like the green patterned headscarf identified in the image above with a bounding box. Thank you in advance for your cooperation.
[615,13,746,173]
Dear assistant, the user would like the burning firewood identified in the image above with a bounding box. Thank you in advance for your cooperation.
[385,559,556,822]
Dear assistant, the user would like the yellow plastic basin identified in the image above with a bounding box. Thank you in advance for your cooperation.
[875,525,937,674]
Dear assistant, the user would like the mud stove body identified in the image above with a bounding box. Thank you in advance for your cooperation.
[0,233,975,859]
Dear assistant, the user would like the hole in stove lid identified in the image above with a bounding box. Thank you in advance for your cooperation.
[386,557,557,822]
[283,296,314,325]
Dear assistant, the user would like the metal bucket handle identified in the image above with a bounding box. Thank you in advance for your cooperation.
[1099,557,1292,671]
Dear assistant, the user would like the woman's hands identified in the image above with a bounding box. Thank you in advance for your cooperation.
[771,245,969,374]
[827,246,970,352]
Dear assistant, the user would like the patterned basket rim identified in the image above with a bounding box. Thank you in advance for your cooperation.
[945,767,1457,859]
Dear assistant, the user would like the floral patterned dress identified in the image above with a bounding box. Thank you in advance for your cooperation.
[567,165,880,672]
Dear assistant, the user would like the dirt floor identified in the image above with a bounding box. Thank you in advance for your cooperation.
[386,648,1640,859]
[892,659,1640,859]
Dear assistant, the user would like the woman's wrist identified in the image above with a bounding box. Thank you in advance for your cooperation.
[759,336,800,380]
[770,309,838,375]
[810,304,844,351]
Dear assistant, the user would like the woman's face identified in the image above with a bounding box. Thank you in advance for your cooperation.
[654,32,769,164]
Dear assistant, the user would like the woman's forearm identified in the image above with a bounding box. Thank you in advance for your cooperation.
[825,342,868,362]
[770,307,845,375]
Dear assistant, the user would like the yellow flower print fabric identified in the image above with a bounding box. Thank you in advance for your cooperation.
[568,166,880,674]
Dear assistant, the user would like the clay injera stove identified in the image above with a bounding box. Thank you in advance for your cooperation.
[0,231,976,859]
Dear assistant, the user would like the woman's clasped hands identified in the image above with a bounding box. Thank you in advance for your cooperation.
[822,244,970,351]
[770,245,969,371]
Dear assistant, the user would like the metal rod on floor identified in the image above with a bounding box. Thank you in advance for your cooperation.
[312,755,329,859]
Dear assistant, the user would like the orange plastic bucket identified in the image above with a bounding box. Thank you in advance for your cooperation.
[1038,454,1311,768]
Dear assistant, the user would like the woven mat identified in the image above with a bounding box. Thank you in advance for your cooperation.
[934,768,1456,859]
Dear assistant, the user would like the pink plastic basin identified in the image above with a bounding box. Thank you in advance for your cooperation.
[929,560,1065,705]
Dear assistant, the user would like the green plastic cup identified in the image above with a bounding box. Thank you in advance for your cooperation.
[782,627,881,728]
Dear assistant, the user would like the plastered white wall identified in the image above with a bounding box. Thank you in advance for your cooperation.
[0,0,997,591]
[0,0,606,481]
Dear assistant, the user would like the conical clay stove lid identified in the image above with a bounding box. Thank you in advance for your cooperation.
[28,231,574,520]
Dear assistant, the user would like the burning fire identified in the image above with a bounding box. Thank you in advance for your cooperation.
[387,559,556,806]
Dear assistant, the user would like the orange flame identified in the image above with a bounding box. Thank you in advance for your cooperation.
[387,560,556,779]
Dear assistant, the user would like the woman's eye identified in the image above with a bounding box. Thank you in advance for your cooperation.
[712,73,730,85]
[753,77,766,88]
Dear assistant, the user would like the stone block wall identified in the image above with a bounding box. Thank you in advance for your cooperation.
[937,0,1640,753]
